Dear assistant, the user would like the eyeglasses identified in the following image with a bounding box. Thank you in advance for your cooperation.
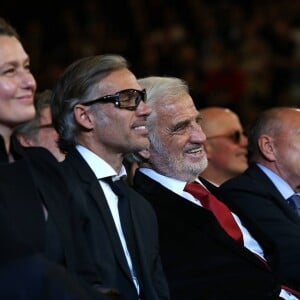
[206,130,246,144]
[31,123,54,130]
[38,123,53,129]
[82,89,146,111]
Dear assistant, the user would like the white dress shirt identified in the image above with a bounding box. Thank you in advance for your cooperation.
[76,145,140,294]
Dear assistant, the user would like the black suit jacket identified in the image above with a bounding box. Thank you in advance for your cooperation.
[219,163,300,292]
[133,169,282,300]
[0,136,102,292]
[61,148,170,300]
[0,204,108,300]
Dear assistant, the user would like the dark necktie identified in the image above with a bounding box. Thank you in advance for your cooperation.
[287,193,300,216]
[184,182,244,243]
[102,177,135,250]
[102,177,140,289]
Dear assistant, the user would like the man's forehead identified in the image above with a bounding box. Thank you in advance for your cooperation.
[96,69,140,94]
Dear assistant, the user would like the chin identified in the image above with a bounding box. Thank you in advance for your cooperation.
[136,140,149,150]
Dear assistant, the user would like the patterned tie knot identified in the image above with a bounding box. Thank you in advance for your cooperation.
[102,177,125,197]
[287,193,300,216]
[184,182,213,209]
[184,182,208,196]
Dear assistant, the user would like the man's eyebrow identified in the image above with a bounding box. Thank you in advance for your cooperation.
[171,119,190,131]
[196,113,203,121]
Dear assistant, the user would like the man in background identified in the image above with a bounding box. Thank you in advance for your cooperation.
[220,107,300,294]
[14,89,65,161]
[199,107,248,186]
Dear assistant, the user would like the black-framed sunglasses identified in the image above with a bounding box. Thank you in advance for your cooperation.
[31,123,54,131]
[82,88,146,111]
[206,130,246,144]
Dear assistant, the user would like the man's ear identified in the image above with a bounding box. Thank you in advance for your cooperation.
[258,134,276,161]
[73,104,94,130]
[16,134,35,147]
[139,148,150,159]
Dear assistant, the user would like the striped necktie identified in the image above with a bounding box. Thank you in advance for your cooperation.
[287,193,300,216]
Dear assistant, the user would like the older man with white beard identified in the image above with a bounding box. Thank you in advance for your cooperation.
[132,76,297,300]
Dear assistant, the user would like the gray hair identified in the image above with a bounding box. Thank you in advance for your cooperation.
[51,54,128,153]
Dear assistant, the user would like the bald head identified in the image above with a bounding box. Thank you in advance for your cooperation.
[200,107,240,138]
[199,107,248,186]
[248,107,300,190]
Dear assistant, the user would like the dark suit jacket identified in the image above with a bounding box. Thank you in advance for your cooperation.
[0,136,103,293]
[61,148,170,300]
[219,163,300,292]
[133,169,282,300]
[0,192,107,300]
[0,255,97,300]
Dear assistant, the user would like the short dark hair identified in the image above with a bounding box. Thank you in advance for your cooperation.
[248,107,292,161]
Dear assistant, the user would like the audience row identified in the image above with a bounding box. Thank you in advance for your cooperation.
[1,15,300,300]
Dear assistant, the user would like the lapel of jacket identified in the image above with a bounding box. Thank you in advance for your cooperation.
[116,181,146,278]
[249,164,300,222]
[65,149,134,279]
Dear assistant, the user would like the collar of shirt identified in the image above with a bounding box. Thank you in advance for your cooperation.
[256,163,294,199]
[139,167,206,206]
[76,144,127,180]
[139,167,265,257]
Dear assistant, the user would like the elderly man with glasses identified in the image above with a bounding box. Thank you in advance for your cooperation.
[50,54,170,300]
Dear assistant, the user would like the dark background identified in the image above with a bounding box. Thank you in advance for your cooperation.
[2,0,300,125]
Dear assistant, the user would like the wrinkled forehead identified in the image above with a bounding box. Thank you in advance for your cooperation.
[156,95,199,125]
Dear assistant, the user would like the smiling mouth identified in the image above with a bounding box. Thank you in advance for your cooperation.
[133,125,149,136]
[134,125,147,130]
[18,95,34,104]
[186,147,204,156]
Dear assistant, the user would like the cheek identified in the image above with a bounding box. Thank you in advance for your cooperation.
[211,142,231,155]
[0,79,16,101]
[0,80,17,117]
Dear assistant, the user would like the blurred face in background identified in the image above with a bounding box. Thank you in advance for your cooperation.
[200,107,248,185]
[35,106,65,161]
[17,106,65,161]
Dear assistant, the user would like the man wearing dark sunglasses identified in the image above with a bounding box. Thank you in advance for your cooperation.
[199,107,248,186]
[51,54,170,300]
